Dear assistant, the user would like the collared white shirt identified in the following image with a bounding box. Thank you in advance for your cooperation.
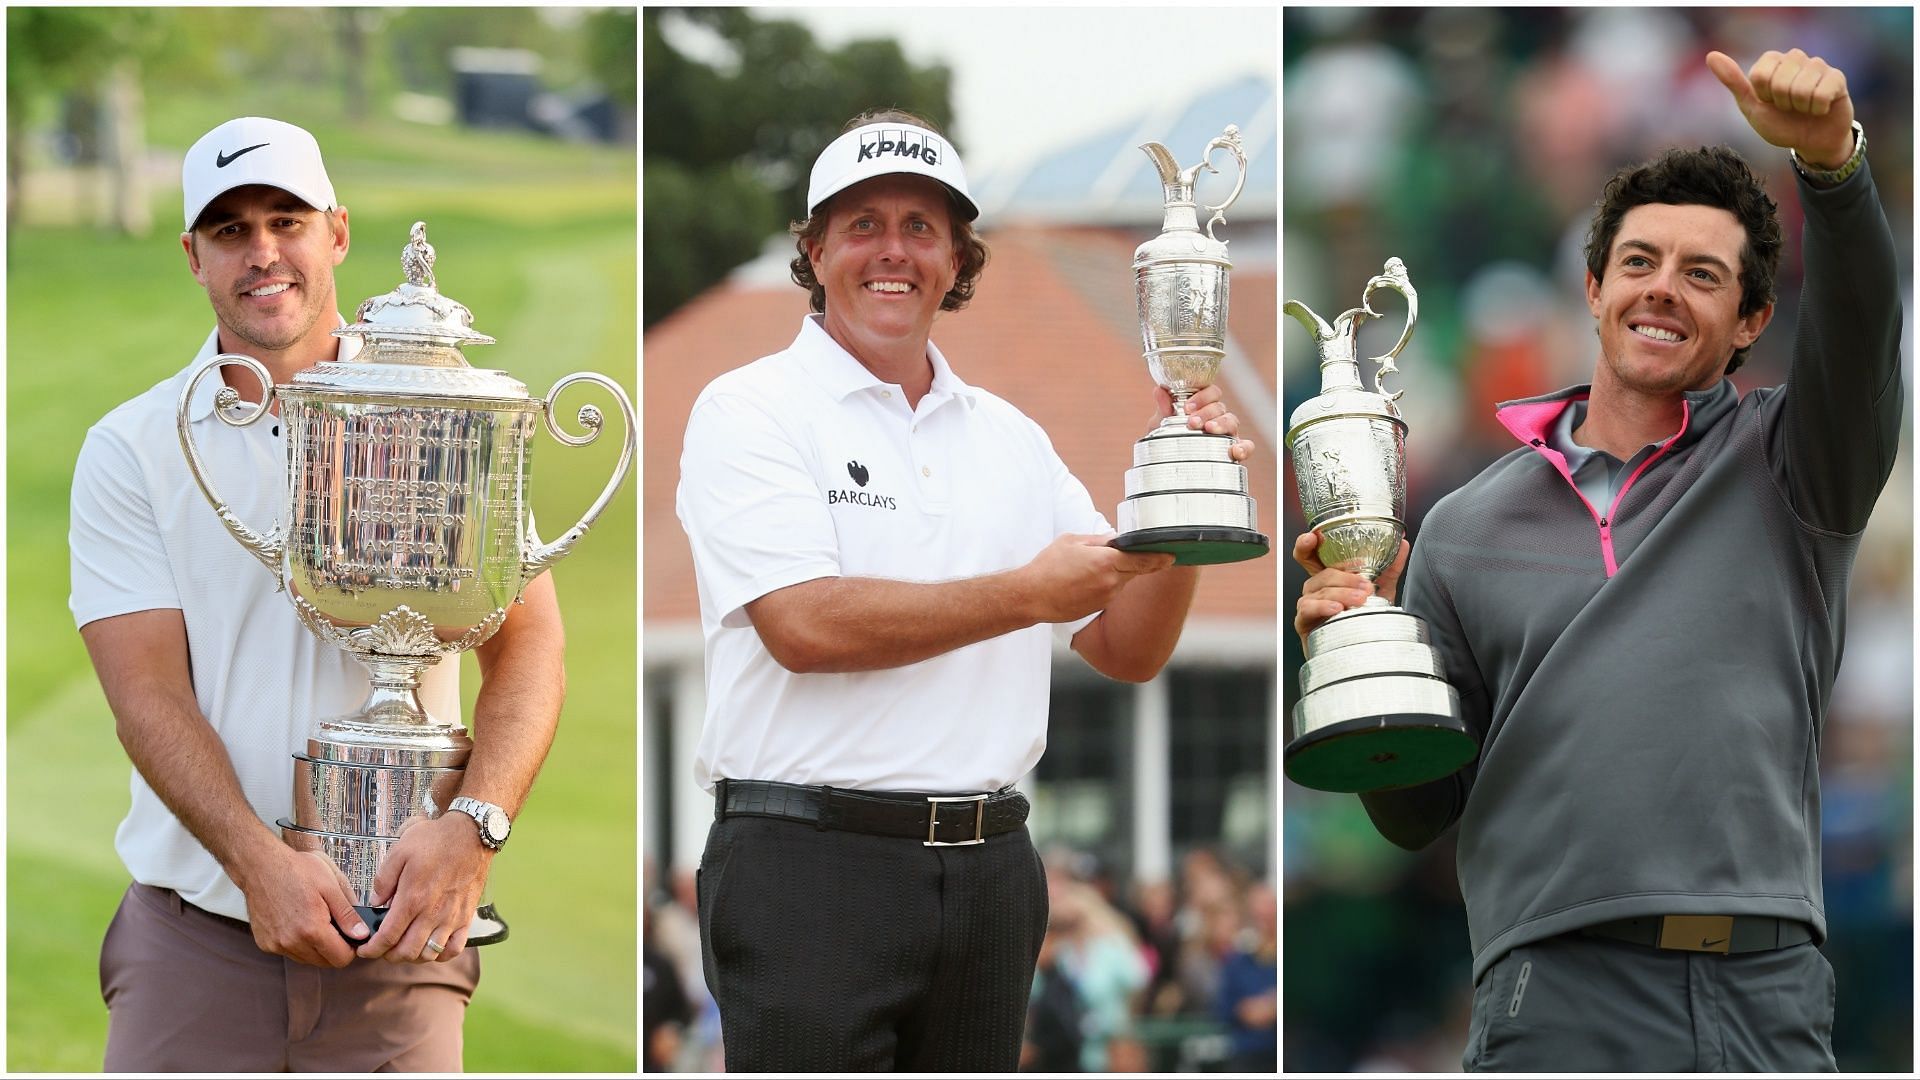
[676,315,1110,792]
[70,326,461,921]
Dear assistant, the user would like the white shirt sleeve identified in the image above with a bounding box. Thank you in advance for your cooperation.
[70,426,181,628]
[677,391,841,629]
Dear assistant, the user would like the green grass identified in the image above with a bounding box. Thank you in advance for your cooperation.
[8,111,637,1072]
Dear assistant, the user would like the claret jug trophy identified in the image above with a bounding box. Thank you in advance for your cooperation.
[1110,124,1269,565]
[1284,258,1475,792]
[177,222,635,942]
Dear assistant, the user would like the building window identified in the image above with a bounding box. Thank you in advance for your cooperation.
[644,669,675,869]
[1169,668,1273,876]
[1029,674,1134,877]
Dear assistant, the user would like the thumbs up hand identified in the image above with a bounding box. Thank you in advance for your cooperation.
[1707,48,1855,171]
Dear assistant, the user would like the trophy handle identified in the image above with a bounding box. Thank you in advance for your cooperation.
[1360,258,1418,402]
[176,353,285,582]
[1198,125,1247,241]
[522,373,636,580]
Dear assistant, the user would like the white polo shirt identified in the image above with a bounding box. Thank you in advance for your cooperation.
[676,315,1110,793]
[70,327,461,922]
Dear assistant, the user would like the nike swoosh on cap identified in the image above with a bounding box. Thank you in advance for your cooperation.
[216,143,270,168]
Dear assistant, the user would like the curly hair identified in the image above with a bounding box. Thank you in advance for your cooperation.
[1583,145,1782,375]
[789,108,989,314]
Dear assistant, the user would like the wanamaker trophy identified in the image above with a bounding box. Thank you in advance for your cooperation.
[1283,258,1476,792]
[1110,124,1269,566]
[176,222,636,943]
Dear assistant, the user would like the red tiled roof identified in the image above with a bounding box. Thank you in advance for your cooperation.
[644,225,1277,624]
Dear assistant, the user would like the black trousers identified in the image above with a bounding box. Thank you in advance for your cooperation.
[697,814,1048,1072]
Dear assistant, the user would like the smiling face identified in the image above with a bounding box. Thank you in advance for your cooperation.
[182,184,349,360]
[1585,202,1772,396]
[805,173,961,372]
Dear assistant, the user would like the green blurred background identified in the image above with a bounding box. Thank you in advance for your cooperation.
[8,7,636,1071]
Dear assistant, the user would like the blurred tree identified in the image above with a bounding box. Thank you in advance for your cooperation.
[10,8,633,237]
[643,8,957,326]
[7,8,234,235]
[337,9,375,122]
[585,8,638,106]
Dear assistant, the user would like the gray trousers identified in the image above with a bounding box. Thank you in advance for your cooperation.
[1464,932,1836,1072]
[101,883,479,1072]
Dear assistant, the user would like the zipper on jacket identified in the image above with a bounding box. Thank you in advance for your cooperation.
[1513,399,1691,578]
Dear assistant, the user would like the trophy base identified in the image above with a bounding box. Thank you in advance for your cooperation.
[1110,525,1271,566]
[351,902,510,947]
[1291,611,1476,793]
[1284,711,1478,792]
[283,819,510,948]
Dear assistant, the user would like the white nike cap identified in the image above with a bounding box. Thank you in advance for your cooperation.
[806,120,978,221]
[181,116,337,231]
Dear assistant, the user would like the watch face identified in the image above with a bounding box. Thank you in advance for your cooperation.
[486,808,511,841]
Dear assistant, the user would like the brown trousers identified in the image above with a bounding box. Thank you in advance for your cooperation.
[101,883,479,1072]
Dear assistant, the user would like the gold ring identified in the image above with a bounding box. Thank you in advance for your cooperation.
[424,937,444,954]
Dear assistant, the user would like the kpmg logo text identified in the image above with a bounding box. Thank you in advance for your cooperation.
[858,129,942,167]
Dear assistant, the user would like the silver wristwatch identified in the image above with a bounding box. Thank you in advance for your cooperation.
[449,796,512,851]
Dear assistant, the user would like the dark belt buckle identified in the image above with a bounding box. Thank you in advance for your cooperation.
[1658,915,1734,954]
[924,793,989,847]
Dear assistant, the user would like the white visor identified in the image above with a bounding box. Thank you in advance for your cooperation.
[805,121,978,221]
[182,116,337,231]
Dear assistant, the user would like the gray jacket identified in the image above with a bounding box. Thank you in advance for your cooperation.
[1366,161,1903,983]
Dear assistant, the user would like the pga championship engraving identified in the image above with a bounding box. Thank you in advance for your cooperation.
[1283,259,1475,793]
[1110,124,1270,566]
[177,222,635,942]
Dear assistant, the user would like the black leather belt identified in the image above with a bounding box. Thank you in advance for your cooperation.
[1579,915,1813,955]
[715,779,1028,846]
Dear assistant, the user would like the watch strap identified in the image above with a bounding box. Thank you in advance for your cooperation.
[1790,121,1866,187]
[449,796,510,850]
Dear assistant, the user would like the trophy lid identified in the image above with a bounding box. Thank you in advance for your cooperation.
[300,222,531,403]
[334,221,495,348]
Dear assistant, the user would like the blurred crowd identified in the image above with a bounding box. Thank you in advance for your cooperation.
[644,847,1276,1073]
[1283,7,1913,1072]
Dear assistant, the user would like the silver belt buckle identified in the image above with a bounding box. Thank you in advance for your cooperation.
[924,793,990,846]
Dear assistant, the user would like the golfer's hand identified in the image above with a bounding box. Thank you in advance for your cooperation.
[1020,533,1174,624]
[1294,532,1407,651]
[1707,48,1856,169]
[237,846,365,968]
[1155,383,1254,462]
[358,811,490,964]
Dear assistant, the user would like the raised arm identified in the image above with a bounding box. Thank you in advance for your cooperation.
[1709,47,1903,530]
[81,609,364,967]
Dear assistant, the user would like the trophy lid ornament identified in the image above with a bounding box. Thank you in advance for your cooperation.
[402,220,435,288]
[334,220,497,352]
